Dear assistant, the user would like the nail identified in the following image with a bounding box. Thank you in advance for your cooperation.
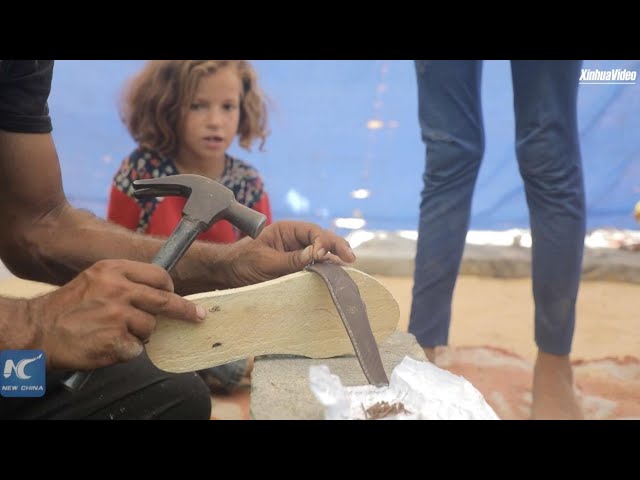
[316,248,326,259]
[196,305,206,321]
[301,245,313,264]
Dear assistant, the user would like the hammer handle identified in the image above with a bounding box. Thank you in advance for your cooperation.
[151,217,203,270]
[61,217,204,392]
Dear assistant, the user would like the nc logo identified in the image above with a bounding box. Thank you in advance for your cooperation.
[4,353,43,379]
[0,350,46,398]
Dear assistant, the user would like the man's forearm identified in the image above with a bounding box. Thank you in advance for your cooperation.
[0,132,234,294]
[7,202,233,294]
[0,297,34,351]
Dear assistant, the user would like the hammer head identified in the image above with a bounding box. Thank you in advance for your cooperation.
[133,174,267,238]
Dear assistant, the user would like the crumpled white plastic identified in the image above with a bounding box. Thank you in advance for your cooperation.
[309,356,499,420]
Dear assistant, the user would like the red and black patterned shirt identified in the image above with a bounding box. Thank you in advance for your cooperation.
[107,147,272,243]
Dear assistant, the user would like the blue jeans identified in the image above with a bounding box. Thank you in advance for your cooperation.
[409,60,585,356]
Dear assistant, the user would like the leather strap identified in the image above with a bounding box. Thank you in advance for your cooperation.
[305,263,389,387]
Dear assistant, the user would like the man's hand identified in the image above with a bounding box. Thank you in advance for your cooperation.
[223,221,357,287]
[28,259,205,371]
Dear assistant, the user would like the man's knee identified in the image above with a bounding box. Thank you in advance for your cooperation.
[94,371,211,420]
[144,372,212,420]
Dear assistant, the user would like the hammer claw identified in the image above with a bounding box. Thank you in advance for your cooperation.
[133,186,187,199]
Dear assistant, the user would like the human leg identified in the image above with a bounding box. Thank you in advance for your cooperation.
[511,60,585,418]
[410,60,485,357]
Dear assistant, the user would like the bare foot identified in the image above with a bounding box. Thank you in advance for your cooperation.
[421,346,452,367]
[422,347,436,363]
[531,351,584,420]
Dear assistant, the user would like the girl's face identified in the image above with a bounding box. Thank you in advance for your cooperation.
[178,66,242,165]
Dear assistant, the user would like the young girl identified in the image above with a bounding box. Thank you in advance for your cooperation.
[107,60,272,394]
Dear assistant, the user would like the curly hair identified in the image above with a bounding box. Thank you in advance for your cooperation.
[120,60,269,158]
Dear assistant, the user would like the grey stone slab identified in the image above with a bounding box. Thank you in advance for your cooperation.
[250,330,425,420]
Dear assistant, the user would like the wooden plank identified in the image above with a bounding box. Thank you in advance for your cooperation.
[147,267,400,373]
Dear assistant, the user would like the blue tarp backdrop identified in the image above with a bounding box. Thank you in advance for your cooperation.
[48,60,640,231]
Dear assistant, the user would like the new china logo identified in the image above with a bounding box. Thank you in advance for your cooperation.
[0,350,46,397]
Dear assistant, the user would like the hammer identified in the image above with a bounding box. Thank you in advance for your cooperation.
[61,174,267,391]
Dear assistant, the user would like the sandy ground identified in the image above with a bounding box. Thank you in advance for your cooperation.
[376,275,639,363]
[373,275,640,420]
